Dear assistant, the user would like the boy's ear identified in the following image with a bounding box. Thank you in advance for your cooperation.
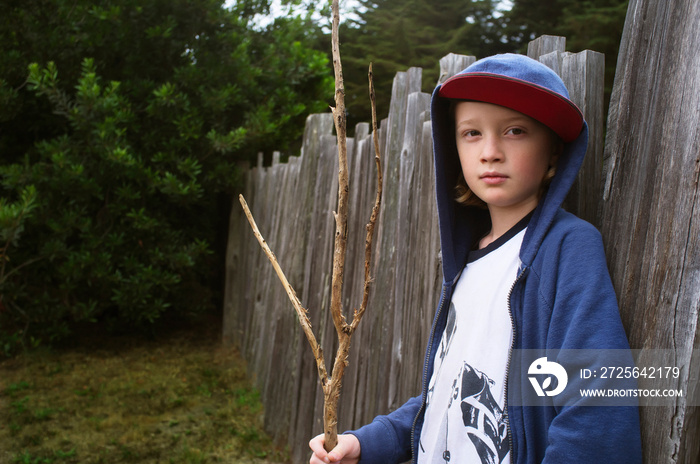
[550,139,564,166]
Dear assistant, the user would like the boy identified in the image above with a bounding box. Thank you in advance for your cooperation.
[310,53,641,464]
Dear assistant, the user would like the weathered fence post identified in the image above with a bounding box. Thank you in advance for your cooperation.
[601,0,700,462]
[526,35,565,61]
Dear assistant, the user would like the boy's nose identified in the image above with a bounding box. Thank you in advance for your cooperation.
[480,136,504,163]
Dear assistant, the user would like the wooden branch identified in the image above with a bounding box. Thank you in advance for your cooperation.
[239,0,383,455]
[329,0,350,338]
[238,195,328,386]
[323,0,348,451]
[322,57,384,460]
[352,62,383,330]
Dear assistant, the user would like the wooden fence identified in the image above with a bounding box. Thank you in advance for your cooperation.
[601,0,700,461]
[224,36,605,463]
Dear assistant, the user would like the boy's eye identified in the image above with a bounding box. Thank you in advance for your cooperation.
[507,128,525,135]
[462,130,480,138]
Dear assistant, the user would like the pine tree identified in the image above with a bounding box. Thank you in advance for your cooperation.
[502,0,628,111]
[338,0,511,131]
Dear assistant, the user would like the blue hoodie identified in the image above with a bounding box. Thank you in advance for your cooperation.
[350,54,642,464]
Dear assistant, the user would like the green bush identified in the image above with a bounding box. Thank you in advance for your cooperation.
[0,0,332,351]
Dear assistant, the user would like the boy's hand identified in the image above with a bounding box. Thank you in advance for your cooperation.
[309,433,361,464]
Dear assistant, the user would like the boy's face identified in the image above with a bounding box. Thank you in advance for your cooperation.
[454,101,558,217]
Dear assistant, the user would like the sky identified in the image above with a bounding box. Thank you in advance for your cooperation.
[225,0,514,29]
[224,0,363,29]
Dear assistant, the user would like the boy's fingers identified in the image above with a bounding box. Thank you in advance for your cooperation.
[327,436,356,462]
[311,433,360,463]
[309,434,330,463]
[309,456,330,464]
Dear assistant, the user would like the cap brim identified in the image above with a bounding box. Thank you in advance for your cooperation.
[439,73,583,143]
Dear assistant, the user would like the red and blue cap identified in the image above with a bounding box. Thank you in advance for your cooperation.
[438,54,584,143]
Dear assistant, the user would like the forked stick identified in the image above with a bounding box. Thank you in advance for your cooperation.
[239,0,382,452]
[239,195,329,386]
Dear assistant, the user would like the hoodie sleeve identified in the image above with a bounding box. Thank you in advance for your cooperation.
[347,395,421,464]
[532,218,642,463]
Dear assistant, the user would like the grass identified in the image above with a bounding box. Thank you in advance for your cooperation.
[0,322,289,464]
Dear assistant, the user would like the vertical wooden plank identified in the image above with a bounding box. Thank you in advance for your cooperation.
[561,50,605,227]
[407,115,443,401]
[350,120,387,429]
[601,0,700,462]
[423,118,444,339]
[537,50,564,75]
[338,122,373,433]
[527,35,566,60]
[292,133,339,464]
[357,67,421,424]
[223,161,250,347]
[351,121,388,430]
[248,162,274,369]
[283,114,335,452]
[308,134,341,463]
[389,90,431,410]
[438,53,476,84]
[257,157,287,435]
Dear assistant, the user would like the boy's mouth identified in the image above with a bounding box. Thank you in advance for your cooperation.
[480,172,508,185]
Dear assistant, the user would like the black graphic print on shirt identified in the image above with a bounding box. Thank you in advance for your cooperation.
[460,364,509,464]
[426,302,458,407]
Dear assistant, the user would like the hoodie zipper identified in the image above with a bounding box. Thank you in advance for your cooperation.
[410,285,449,464]
[504,266,526,462]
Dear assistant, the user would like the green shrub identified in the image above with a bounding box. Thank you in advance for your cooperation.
[0,0,332,350]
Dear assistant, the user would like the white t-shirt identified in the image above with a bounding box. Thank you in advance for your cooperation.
[418,221,527,464]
